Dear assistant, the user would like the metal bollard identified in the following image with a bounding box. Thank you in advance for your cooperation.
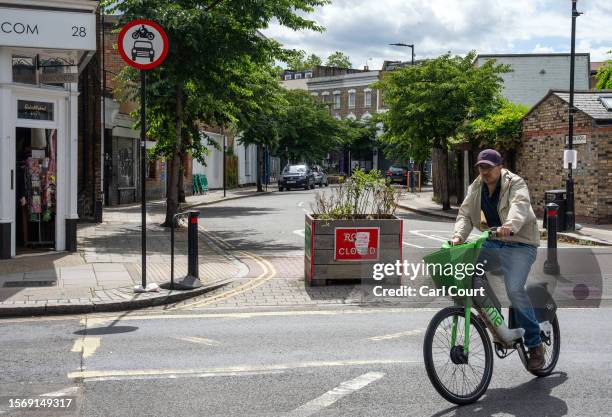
[187,211,199,279]
[543,202,560,275]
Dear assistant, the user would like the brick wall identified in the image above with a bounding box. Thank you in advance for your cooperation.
[517,94,612,223]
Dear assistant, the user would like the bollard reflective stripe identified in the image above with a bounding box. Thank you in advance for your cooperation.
[547,209,558,217]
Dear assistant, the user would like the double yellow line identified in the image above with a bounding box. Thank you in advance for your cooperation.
[171,229,277,310]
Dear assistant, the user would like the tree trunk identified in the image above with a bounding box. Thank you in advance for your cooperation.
[178,154,186,203]
[432,146,451,211]
[256,144,264,192]
[163,86,183,227]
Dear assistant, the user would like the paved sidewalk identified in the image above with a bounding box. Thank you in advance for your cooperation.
[0,187,269,316]
[397,187,612,246]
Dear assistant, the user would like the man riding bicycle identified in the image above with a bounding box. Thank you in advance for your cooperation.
[450,149,544,370]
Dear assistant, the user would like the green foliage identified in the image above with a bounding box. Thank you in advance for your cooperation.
[459,99,529,150]
[340,118,379,159]
[325,51,352,69]
[596,51,612,89]
[373,51,510,161]
[286,50,322,71]
[312,169,402,219]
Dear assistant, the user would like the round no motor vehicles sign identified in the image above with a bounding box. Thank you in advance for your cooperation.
[118,19,169,70]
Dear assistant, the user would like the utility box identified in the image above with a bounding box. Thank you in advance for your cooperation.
[543,189,567,232]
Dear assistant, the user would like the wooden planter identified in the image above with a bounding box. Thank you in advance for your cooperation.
[304,213,403,286]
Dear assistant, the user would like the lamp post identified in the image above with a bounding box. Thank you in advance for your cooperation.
[389,42,415,65]
[566,0,582,231]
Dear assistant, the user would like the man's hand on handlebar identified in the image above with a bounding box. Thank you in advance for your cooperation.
[490,225,514,238]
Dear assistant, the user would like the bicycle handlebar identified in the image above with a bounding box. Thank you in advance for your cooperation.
[447,228,514,246]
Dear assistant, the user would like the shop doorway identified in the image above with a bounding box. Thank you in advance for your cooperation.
[15,127,57,254]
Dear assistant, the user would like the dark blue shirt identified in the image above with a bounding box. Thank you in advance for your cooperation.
[481,179,502,228]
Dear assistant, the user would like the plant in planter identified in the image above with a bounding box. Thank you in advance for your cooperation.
[305,170,404,286]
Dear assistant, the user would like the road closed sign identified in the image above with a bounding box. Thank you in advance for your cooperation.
[118,19,169,70]
[334,227,380,261]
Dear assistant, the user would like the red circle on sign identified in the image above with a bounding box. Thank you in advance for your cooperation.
[118,19,169,70]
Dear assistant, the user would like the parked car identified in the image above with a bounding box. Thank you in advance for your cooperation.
[278,164,315,191]
[312,165,329,187]
[386,165,409,184]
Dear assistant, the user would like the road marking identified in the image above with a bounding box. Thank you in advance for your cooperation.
[409,230,448,243]
[201,228,233,250]
[402,241,424,248]
[293,229,305,237]
[368,329,422,341]
[173,250,276,310]
[40,387,79,397]
[68,359,415,380]
[287,372,385,417]
[82,307,440,326]
[84,370,285,383]
[71,336,100,358]
[174,336,222,346]
[298,201,304,207]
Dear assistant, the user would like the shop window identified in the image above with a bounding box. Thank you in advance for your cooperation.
[12,56,36,84]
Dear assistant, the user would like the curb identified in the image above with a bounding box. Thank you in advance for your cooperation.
[0,279,232,318]
[396,203,456,220]
[182,190,276,210]
[539,229,612,247]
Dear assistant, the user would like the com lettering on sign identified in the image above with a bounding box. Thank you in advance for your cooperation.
[334,227,380,261]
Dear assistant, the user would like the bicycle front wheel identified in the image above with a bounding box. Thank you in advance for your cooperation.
[423,306,494,405]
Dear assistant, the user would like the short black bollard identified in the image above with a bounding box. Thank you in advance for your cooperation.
[543,202,560,275]
[161,210,202,291]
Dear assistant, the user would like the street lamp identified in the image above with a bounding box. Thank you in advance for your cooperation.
[566,0,582,231]
[389,42,415,66]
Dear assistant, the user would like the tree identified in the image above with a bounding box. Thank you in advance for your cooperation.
[103,0,328,226]
[276,90,344,164]
[460,99,529,150]
[596,51,612,89]
[286,50,322,71]
[373,51,509,210]
[326,51,352,69]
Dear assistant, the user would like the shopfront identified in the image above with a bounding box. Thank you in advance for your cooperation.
[0,0,98,258]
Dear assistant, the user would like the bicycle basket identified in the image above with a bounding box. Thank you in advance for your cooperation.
[422,232,489,294]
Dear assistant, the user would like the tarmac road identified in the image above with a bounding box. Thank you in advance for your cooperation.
[1,306,610,417]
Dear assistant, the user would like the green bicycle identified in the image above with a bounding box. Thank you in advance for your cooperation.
[422,229,560,405]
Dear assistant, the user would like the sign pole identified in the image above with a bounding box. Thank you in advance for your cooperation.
[141,69,147,288]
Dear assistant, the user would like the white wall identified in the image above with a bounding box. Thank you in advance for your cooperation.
[475,54,591,107]
[236,141,257,186]
[192,131,224,189]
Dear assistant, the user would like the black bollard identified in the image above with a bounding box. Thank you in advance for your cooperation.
[543,202,560,275]
[187,211,199,279]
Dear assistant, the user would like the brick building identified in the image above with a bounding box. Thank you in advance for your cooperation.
[517,90,612,223]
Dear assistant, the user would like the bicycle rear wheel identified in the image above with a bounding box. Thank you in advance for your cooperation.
[528,315,560,377]
[423,306,494,405]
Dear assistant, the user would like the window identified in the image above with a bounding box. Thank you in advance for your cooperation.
[284,74,292,80]
[364,90,372,108]
[12,55,36,84]
[348,89,355,108]
[305,72,313,78]
[334,93,341,109]
[601,97,612,111]
[294,73,302,79]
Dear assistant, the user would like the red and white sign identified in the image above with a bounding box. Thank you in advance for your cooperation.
[334,227,380,261]
[118,19,169,70]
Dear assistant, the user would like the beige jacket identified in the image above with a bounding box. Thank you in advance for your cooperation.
[453,169,540,247]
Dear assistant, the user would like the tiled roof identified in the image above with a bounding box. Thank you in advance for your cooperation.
[553,91,612,120]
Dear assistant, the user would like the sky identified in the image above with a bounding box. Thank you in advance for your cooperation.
[262,0,612,70]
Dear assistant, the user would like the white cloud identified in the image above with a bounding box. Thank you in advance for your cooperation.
[263,0,612,69]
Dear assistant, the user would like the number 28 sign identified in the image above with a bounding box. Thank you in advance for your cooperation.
[118,19,169,70]
[334,227,380,261]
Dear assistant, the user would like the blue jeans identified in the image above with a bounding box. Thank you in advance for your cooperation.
[478,240,541,348]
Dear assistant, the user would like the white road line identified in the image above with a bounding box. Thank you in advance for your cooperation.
[298,202,304,207]
[40,387,79,397]
[287,372,385,417]
[71,336,100,358]
[368,329,422,341]
[402,241,424,248]
[68,359,416,380]
[409,230,448,243]
[293,229,305,237]
[174,336,222,346]
[84,370,285,383]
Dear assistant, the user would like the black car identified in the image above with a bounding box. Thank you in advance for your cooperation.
[386,165,408,184]
[131,41,155,62]
[278,164,315,191]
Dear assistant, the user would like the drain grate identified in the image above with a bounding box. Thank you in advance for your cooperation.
[3,280,56,287]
